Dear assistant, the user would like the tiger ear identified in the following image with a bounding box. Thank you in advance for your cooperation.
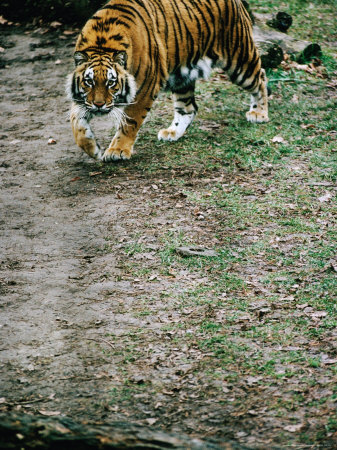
[74,51,88,66]
[113,51,127,68]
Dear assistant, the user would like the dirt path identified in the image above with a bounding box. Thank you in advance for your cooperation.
[1,24,336,449]
[0,27,118,412]
[1,25,225,442]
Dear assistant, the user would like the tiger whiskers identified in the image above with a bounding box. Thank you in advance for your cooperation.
[108,107,130,128]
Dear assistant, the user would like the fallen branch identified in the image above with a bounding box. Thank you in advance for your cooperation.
[0,412,246,449]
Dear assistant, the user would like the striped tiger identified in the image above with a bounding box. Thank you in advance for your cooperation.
[67,0,269,161]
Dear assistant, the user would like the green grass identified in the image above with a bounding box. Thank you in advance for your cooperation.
[88,4,337,445]
[249,0,337,44]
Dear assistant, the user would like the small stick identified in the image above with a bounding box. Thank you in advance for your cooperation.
[86,338,115,349]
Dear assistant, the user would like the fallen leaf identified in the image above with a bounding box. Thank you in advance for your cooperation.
[330,258,337,272]
[291,94,299,104]
[322,358,337,365]
[50,21,62,28]
[175,246,218,257]
[146,418,157,426]
[310,311,327,319]
[284,423,304,433]
[63,30,76,35]
[318,192,332,203]
[38,410,61,416]
[272,135,286,144]
[297,303,308,309]
[246,376,263,386]
[54,424,71,434]
[89,171,102,177]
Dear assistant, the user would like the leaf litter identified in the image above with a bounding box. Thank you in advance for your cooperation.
[0,16,337,450]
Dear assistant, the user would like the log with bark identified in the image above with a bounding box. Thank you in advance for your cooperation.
[2,1,321,71]
[252,12,322,69]
[0,412,248,449]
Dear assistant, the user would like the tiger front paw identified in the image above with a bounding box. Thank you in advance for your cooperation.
[246,110,269,123]
[158,128,179,141]
[102,146,133,162]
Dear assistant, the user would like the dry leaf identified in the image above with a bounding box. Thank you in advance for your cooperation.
[272,135,286,144]
[300,124,315,129]
[246,376,263,386]
[146,418,157,425]
[291,94,299,104]
[330,258,337,272]
[297,303,308,309]
[89,171,102,177]
[175,246,218,257]
[284,423,304,432]
[318,192,332,203]
[50,21,62,28]
[38,409,61,416]
[310,311,327,319]
[322,358,337,365]
[54,424,71,434]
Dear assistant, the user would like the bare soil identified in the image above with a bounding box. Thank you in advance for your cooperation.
[0,24,233,447]
[0,24,336,449]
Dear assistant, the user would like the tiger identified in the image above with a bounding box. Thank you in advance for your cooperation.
[67,0,269,162]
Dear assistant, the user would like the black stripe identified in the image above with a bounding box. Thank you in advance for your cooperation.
[110,33,123,41]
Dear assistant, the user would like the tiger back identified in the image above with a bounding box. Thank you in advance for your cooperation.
[67,0,269,161]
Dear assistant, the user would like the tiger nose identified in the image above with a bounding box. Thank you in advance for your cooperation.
[94,101,105,107]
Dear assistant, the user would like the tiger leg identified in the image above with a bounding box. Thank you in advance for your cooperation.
[244,69,269,123]
[70,103,102,159]
[102,98,154,162]
[158,84,198,141]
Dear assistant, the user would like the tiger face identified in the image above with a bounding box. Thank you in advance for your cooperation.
[69,50,137,115]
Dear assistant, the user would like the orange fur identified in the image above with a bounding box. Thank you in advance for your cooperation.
[67,0,269,161]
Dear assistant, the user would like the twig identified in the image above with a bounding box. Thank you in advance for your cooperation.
[5,398,47,406]
[86,338,115,349]
[268,78,324,84]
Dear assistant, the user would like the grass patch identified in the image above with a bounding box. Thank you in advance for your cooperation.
[89,5,337,445]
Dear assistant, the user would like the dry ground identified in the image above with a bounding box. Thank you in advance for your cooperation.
[0,19,336,449]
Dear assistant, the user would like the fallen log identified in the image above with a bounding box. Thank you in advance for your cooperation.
[252,12,322,68]
[0,412,247,449]
[266,12,293,33]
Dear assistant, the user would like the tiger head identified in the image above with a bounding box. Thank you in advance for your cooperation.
[68,50,137,114]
